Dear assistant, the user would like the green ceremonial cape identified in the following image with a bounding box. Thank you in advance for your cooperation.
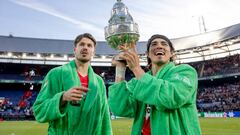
[33,60,112,135]
[108,62,201,135]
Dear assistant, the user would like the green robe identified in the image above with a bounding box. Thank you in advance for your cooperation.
[108,62,201,135]
[33,60,112,135]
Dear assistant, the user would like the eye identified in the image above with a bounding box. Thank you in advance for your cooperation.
[161,41,169,46]
[162,43,167,46]
[150,43,157,47]
[79,42,85,47]
[87,44,93,48]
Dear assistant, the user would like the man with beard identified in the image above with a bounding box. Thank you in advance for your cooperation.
[33,33,112,135]
[108,34,201,135]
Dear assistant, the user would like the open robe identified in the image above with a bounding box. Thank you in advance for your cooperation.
[33,60,112,135]
[108,62,201,135]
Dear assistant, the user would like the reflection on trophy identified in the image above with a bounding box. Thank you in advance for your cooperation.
[104,0,140,61]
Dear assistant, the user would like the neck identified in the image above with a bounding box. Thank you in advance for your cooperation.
[75,59,89,76]
[151,62,168,76]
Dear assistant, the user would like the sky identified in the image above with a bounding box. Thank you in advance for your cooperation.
[1,0,240,41]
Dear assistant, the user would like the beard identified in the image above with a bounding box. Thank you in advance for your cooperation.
[75,56,91,63]
[152,57,169,66]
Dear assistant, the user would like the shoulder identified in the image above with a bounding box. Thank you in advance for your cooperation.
[45,64,67,79]
[166,64,198,80]
[49,62,72,74]
[48,66,62,75]
[171,63,197,73]
[95,73,105,84]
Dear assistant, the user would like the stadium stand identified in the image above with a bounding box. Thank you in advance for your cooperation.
[0,23,240,120]
[197,80,240,112]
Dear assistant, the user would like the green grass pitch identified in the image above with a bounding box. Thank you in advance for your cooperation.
[0,118,239,135]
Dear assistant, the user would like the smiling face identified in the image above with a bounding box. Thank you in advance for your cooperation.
[74,37,95,63]
[147,38,174,66]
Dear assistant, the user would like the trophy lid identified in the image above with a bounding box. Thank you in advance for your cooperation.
[109,0,133,24]
[105,0,139,39]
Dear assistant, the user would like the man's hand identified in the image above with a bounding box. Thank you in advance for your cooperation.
[112,53,127,68]
[61,87,89,106]
[118,44,145,79]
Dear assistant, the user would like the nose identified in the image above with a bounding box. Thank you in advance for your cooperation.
[82,48,88,52]
[155,45,164,50]
[82,45,88,50]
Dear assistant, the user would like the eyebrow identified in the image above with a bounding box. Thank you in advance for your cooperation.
[151,40,168,44]
[151,41,158,44]
[161,41,168,44]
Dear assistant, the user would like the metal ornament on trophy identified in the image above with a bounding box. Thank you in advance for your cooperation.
[104,0,140,63]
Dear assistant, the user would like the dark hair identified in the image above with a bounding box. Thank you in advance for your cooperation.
[74,33,96,47]
[146,34,175,70]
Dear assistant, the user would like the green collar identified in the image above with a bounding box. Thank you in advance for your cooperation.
[147,62,174,78]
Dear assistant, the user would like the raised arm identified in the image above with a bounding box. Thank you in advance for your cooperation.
[108,56,137,117]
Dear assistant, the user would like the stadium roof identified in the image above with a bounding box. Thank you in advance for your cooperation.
[0,23,240,66]
[171,23,240,50]
[1,23,240,55]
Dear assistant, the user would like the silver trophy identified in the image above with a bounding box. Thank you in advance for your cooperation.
[105,0,140,61]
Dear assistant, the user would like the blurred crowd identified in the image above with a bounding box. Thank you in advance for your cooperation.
[197,81,240,112]
[190,54,240,77]
[0,87,37,120]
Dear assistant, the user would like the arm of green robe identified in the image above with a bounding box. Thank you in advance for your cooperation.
[128,64,198,110]
[101,83,113,135]
[33,68,67,123]
[108,80,137,117]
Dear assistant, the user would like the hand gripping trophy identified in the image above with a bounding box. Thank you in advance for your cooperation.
[105,0,140,62]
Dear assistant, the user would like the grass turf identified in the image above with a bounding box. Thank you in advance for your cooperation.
[0,118,239,135]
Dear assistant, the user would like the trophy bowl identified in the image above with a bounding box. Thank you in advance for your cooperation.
[105,0,140,62]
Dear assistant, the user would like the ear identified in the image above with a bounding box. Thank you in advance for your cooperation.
[145,51,149,57]
[73,47,76,55]
[93,47,96,55]
[170,51,176,61]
